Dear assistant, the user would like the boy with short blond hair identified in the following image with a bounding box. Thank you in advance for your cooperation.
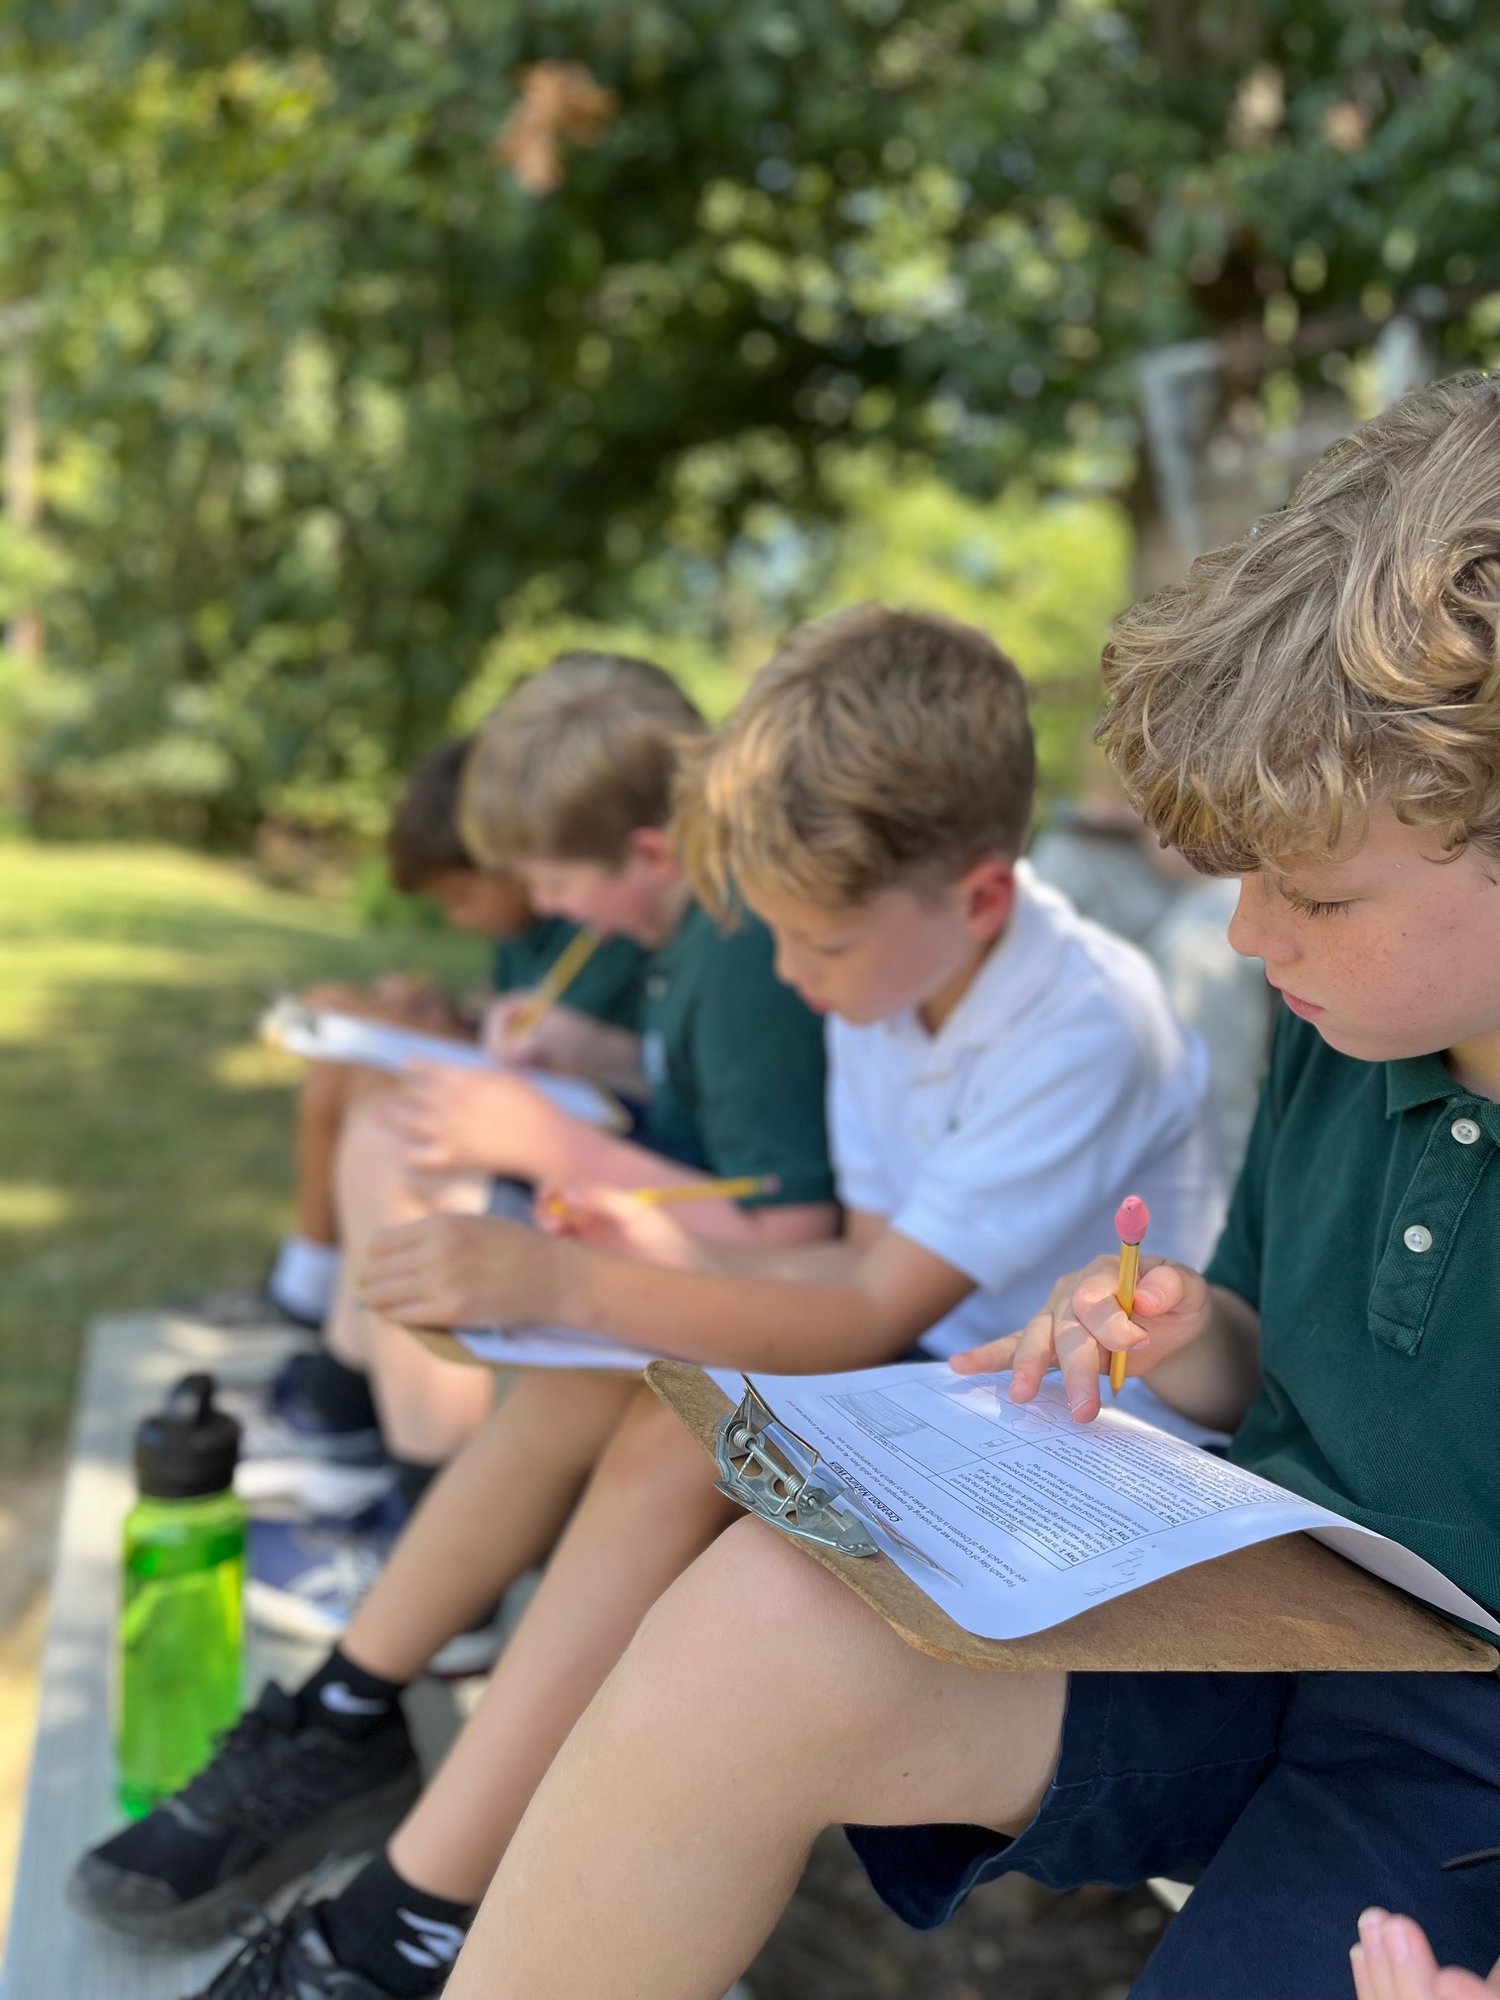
[434,379,1500,2000]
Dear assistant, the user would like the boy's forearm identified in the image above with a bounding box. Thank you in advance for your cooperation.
[567,1022,648,1101]
[552,1244,909,1374]
[1138,1284,1262,1433]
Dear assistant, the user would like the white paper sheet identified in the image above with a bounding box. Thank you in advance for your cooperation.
[456,1326,658,1372]
[717,1360,1500,1642]
[260,1000,627,1130]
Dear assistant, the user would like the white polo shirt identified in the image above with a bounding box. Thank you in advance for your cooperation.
[828,864,1226,1359]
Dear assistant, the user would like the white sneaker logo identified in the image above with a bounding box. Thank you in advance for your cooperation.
[318,1681,388,1718]
[395,1909,467,1970]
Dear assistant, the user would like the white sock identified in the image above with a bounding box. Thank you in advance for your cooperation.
[267,1237,341,1321]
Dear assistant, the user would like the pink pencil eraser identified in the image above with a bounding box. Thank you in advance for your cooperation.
[1115,1195,1150,1246]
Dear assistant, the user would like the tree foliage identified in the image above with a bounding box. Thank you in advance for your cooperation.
[3,0,1498,838]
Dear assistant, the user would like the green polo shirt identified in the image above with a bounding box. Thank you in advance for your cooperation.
[492,918,644,1030]
[1209,1010,1500,1620]
[635,901,835,1209]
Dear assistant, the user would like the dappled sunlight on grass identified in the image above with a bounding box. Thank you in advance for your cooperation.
[0,841,485,1452]
[0,1185,73,1230]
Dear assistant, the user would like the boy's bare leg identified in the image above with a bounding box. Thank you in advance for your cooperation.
[293,1062,389,1246]
[324,1089,495,1460]
[446,1516,1066,2000]
[383,1387,742,1904]
[338,1369,639,1680]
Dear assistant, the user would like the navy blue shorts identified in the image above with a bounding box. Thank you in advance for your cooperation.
[847,1669,1500,1998]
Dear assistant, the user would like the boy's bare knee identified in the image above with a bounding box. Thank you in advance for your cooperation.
[593,1388,712,1498]
[632,1516,869,1707]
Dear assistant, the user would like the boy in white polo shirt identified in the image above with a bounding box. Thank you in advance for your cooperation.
[364,602,1223,1398]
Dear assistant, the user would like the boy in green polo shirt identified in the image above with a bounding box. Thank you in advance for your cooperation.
[404,376,1500,2000]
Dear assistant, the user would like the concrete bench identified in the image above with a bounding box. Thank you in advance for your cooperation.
[1,1313,471,2000]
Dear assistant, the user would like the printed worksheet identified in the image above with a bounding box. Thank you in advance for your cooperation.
[260,999,626,1129]
[722,1360,1500,1642]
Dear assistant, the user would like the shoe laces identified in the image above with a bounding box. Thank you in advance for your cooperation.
[281,1539,385,1614]
[191,1900,318,1998]
[176,1693,386,1844]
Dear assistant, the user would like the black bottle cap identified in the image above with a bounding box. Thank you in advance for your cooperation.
[134,1373,242,1500]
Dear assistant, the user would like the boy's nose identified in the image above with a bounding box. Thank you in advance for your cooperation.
[1228,876,1298,965]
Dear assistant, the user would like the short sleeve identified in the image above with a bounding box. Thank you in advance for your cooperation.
[1203,1009,1308,1310]
[686,921,835,1208]
[891,1008,1188,1294]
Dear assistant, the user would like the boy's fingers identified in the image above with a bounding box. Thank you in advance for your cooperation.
[1006,1315,1059,1401]
[1073,1287,1151,1354]
[1355,1911,1404,2000]
[1379,1916,1443,2000]
[1054,1320,1104,1420]
[1132,1259,1189,1314]
[950,1334,1018,1376]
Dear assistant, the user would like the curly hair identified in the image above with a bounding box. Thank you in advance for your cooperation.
[1099,372,1500,874]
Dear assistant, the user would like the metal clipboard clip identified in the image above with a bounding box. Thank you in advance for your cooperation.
[714,1385,880,1559]
[714,1385,962,1582]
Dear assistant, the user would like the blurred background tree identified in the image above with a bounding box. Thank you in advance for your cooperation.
[2,0,1497,847]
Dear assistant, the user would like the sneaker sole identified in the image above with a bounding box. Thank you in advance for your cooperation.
[65,1766,422,1947]
[236,1462,395,1521]
[425,1629,505,1679]
[245,1578,360,1643]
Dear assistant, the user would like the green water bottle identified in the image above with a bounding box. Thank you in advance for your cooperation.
[117,1372,246,1818]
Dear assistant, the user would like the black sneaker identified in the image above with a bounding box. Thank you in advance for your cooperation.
[67,1683,421,1946]
[185,1899,408,1999]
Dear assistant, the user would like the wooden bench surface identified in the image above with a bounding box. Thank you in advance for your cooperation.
[2,1313,469,2000]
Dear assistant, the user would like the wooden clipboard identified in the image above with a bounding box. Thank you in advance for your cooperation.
[646,1361,1499,1676]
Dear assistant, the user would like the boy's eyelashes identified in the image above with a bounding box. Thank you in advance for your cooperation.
[1281,892,1354,919]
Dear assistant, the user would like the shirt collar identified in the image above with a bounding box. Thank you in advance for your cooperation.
[883,863,1063,1071]
[1385,1051,1465,1117]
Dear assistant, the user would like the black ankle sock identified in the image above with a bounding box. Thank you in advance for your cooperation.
[393,1456,440,1516]
[295,1349,379,1434]
[320,1852,473,1998]
[297,1646,407,1737]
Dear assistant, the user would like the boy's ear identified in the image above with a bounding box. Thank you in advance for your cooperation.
[626,826,678,873]
[960,858,1016,940]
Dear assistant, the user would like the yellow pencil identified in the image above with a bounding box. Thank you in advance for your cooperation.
[1109,1194,1151,1394]
[633,1173,782,1207]
[541,1173,780,1227]
[508,928,602,1036]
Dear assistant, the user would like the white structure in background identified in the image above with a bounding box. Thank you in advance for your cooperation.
[1136,311,1435,578]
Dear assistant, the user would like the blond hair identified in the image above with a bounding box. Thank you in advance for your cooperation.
[1100,372,1500,874]
[676,604,1035,915]
[462,651,704,867]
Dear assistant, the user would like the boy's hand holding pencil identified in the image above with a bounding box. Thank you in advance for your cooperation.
[952,1237,1213,1425]
[533,1175,776,1268]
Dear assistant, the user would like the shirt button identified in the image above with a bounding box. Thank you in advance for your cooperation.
[1451,1117,1482,1146]
[1403,1224,1433,1254]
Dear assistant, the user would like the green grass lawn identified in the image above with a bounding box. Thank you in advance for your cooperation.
[0,840,488,1454]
